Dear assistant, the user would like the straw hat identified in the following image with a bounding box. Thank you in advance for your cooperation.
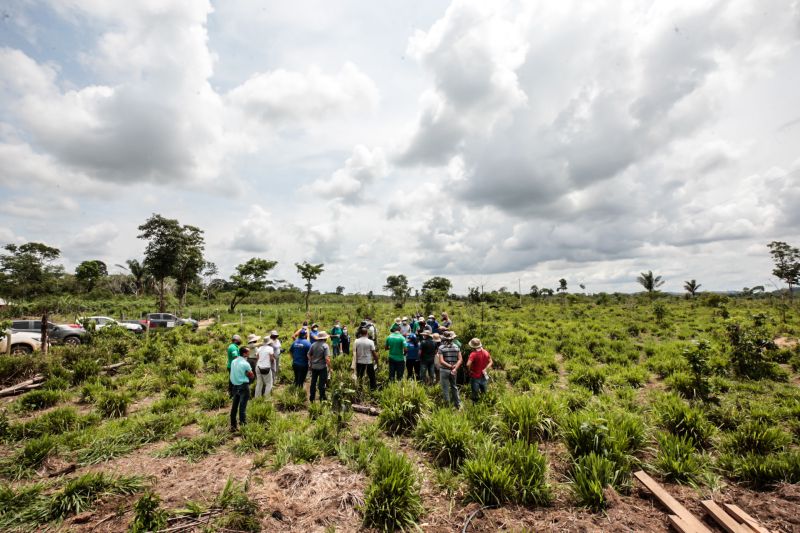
[431,333,441,342]
[420,330,431,337]
[232,334,241,341]
[315,331,330,340]
[247,334,261,344]
[269,330,279,337]
[468,338,482,349]
[442,331,456,340]
[394,317,402,324]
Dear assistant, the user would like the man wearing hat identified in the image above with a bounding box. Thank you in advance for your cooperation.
[418,329,437,385]
[426,314,439,334]
[254,337,274,398]
[437,331,462,409]
[400,317,411,337]
[246,334,262,380]
[266,331,282,380]
[227,334,242,397]
[230,346,254,432]
[330,320,344,356]
[466,338,493,402]
[308,330,331,402]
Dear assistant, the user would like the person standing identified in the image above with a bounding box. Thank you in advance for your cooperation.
[340,326,351,356]
[293,321,309,340]
[437,331,462,409]
[440,312,452,330]
[290,331,312,388]
[419,330,437,385]
[466,338,492,402]
[427,315,440,334]
[308,331,331,402]
[226,334,242,397]
[267,330,282,382]
[254,340,274,398]
[400,317,411,337]
[246,334,261,376]
[309,323,320,343]
[230,347,254,432]
[330,321,344,356]
[365,317,377,342]
[354,327,378,390]
[385,325,407,381]
[405,333,421,380]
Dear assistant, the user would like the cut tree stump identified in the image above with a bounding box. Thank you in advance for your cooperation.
[633,470,712,533]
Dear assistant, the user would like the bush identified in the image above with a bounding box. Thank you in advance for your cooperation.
[17,390,60,412]
[499,393,562,442]
[71,357,101,385]
[654,433,704,484]
[499,440,551,505]
[198,390,228,410]
[274,386,306,412]
[568,365,606,394]
[48,472,143,520]
[130,490,168,533]
[175,355,202,374]
[654,395,714,448]
[214,478,260,532]
[0,355,41,387]
[722,421,791,455]
[96,392,130,418]
[462,444,516,506]
[570,453,623,511]
[414,410,475,469]
[362,448,423,531]
[726,322,780,380]
[378,381,432,435]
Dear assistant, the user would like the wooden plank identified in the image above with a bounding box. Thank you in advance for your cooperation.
[701,500,747,533]
[668,514,696,533]
[634,471,712,533]
[722,504,770,533]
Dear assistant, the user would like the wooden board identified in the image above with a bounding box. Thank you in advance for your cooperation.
[700,500,748,533]
[634,470,712,533]
[668,514,695,533]
[722,504,770,533]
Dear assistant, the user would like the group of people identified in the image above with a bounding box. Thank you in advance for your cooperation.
[225,311,493,431]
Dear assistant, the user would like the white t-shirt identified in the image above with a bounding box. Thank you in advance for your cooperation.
[269,339,281,357]
[355,337,376,365]
[256,345,274,369]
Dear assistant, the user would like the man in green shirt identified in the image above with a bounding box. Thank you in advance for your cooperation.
[226,334,242,397]
[385,325,406,381]
[330,321,343,356]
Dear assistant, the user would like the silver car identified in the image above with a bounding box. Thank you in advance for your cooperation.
[81,316,144,334]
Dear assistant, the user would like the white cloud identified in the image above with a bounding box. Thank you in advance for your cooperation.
[302,145,388,203]
[64,221,119,259]
[230,205,274,253]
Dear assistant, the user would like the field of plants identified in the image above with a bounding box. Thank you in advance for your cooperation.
[0,294,798,532]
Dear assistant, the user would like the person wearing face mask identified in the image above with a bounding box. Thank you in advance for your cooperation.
[330,320,344,356]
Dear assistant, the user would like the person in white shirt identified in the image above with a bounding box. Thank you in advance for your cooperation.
[254,341,274,397]
[267,330,282,382]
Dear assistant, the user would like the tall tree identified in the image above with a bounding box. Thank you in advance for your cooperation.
[75,260,108,292]
[173,225,205,311]
[557,278,568,293]
[116,258,148,296]
[683,279,701,298]
[767,241,800,298]
[0,242,63,300]
[228,258,277,312]
[335,285,345,295]
[384,274,411,307]
[637,270,664,298]
[421,276,452,294]
[529,285,540,298]
[295,261,324,313]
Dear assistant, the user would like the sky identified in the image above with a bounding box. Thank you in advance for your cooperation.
[1,0,799,295]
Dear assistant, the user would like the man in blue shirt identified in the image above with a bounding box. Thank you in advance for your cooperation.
[427,315,440,334]
[290,332,312,388]
[230,347,254,432]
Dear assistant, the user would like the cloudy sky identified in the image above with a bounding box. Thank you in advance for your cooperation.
[1,0,799,295]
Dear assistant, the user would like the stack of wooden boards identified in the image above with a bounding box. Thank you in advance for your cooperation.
[634,471,771,533]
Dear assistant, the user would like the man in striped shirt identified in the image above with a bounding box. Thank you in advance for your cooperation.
[437,331,462,409]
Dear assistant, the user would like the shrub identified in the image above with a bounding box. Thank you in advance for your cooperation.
[568,365,606,394]
[722,421,791,456]
[17,390,60,412]
[378,381,432,435]
[654,433,704,484]
[96,392,130,418]
[654,395,714,448]
[499,440,551,505]
[414,410,475,469]
[274,386,306,412]
[130,490,168,533]
[499,393,562,442]
[362,448,423,531]
[726,322,779,380]
[198,390,228,410]
[175,355,201,374]
[462,444,516,506]
[48,472,143,520]
[570,453,622,511]
[1,435,57,479]
[214,478,260,533]
[71,357,101,385]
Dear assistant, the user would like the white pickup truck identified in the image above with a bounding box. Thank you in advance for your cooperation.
[0,331,43,354]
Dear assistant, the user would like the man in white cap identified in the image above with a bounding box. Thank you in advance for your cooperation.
[466,338,493,402]
[437,331,462,409]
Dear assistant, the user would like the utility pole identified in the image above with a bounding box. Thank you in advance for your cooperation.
[519,278,522,306]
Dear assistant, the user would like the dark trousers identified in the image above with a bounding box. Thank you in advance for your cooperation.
[332,344,341,356]
[356,362,377,390]
[230,383,249,428]
[406,359,421,380]
[310,367,328,402]
[388,359,405,381]
[293,364,308,388]
[470,376,488,402]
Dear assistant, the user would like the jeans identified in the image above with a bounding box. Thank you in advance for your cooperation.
[293,364,308,388]
[310,367,328,402]
[420,361,436,384]
[332,344,341,356]
[406,359,421,381]
[440,371,461,408]
[356,362,377,390]
[470,376,487,402]
[388,359,405,381]
[230,383,249,428]
[255,368,273,397]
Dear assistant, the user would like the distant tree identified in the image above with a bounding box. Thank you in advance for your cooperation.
[529,285,540,298]
[422,276,452,295]
[295,261,324,313]
[335,285,345,295]
[75,260,108,293]
[384,274,411,307]
[741,286,765,296]
[173,225,205,311]
[0,242,63,300]
[683,279,701,298]
[767,241,800,298]
[138,214,184,312]
[540,288,554,296]
[637,270,664,299]
[116,258,148,296]
[201,262,218,301]
[557,279,568,293]
[229,258,277,312]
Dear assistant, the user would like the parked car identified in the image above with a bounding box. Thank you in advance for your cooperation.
[10,320,88,345]
[140,313,198,330]
[80,316,144,334]
[1,330,43,354]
